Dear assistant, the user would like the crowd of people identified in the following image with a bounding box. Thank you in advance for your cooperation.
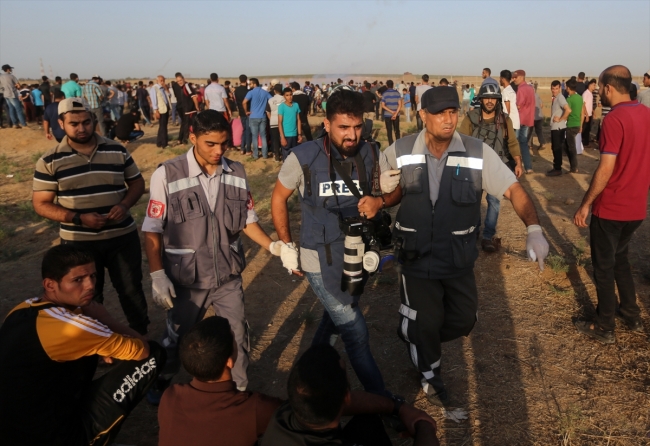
[0,61,649,446]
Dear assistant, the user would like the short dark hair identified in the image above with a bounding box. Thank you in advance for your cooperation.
[566,78,578,91]
[55,76,62,82]
[588,78,597,85]
[175,72,183,78]
[551,80,561,88]
[273,84,282,94]
[105,80,111,86]
[600,66,632,95]
[239,74,247,83]
[644,72,650,80]
[283,87,293,95]
[630,83,637,100]
[364,82,371,89]
[210,73,218,82]
[483,68,491,75]
[138,81,144,87]
[386,80,394,88]
[53,90,65,100]
[290,81,300,90]
[326,88,365,121]
[42,245,94,282]
[250,78,259,86]
[42,75,48,82]
[500,70,512,82]
[191,109,232,137]
[421,74,429,82]
[70,73,78,81]
[288,345,348,427]
[180,316,234,381]
[578,71,585,79]
[439,78,449,85]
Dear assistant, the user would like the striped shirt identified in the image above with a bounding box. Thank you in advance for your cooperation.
[82,81,103,109]
[33,135,142,241]
[381,88,402,118]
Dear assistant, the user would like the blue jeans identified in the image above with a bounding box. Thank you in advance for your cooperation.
[171,103,178,124]
[249,117,267,158]
[483,193,500,240]
[239,115,252,154]
[110,104,122,121]
[518,125,532,171]
[306,272,387,396]
[139,100,151,125]
[5,97,27,126]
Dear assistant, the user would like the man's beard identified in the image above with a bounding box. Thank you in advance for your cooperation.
[600,93,611,107]
[68,133,94,144]
[331,137,359,157]
[480,102,496,115]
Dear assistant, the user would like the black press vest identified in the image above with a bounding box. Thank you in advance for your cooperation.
[393,133,484,279]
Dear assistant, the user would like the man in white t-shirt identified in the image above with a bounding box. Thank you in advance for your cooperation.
[414,74,432,131]
[204,73,232,119]
[581,79,596,147]
[500,70,520,132]
[266,84,285,162]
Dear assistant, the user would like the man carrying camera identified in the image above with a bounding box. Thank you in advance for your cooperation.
[384,87,549,407]
[271,87,401,396]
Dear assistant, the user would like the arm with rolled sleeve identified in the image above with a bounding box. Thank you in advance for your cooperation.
[142,166,168,274]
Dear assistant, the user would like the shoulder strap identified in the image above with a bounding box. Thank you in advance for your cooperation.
[395,134,418,157]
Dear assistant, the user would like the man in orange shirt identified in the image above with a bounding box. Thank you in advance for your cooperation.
[0,245,166,445]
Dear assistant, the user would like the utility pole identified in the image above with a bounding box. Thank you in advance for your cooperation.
[39,58,45,78]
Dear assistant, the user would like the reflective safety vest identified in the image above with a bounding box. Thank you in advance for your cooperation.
[393,133,484,279]
[162,154,248,289]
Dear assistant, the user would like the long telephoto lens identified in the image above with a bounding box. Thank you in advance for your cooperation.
[341,235,365,295]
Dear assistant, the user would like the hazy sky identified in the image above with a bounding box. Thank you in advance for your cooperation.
[1,0,649,80]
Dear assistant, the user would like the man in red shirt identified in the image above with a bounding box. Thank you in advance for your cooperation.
[513,70,536,173]
[573,65,650,344]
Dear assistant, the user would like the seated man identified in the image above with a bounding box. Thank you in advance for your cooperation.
[114,108,145,143]
[261,344,440,446]
[158,316,282,446]
[0,245,166,446]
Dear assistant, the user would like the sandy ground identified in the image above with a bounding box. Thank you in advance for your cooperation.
[0,97,649,445]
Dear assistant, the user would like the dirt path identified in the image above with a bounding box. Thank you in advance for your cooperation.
[0,112,648,445]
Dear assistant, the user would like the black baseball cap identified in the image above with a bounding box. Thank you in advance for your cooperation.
[421,87,459,114]
[2,64,14,71]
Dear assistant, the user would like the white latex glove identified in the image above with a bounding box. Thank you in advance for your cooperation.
[269,240,285,256]
[151,269,176,310]
[526,225,549,271]
[280,242,300,274]
[442,407,469,423]
[380,169,401,194]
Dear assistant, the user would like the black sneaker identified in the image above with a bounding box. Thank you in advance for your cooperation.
[574,320,615,344]
[546,169,562,177]
[481,238,497,253]
[425,386,450,407]
[615,311,644,332]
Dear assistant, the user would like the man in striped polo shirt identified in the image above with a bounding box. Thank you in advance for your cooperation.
[32,97,149,334]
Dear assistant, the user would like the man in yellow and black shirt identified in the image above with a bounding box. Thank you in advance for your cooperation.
[0,245,166,446]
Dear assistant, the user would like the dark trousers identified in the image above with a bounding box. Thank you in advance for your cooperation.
[178,112,195,144]
[590,216,643,331]
[551,128,577,171]
[300,119,313,141]
[384,116,400,146]
[270,127,281,161]
[156,111,169,148]
[80,342,165,445]
[582,118,592,146]
[527,118,545,146]
[282,136,298,161]
[416,109,424,131]
[565,127,580,170]
[341,414,391,446]
[398,272,478,392]
[375,101,381,120]
[62,230,149,334]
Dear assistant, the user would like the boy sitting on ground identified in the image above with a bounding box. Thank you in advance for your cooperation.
[158,316,283,446]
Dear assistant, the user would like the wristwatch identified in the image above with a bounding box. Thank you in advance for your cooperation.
[391,394,405,417]
[72,213,82,226]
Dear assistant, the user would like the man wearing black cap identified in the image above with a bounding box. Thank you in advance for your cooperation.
[0,64,27,128]
[383,86,549,408]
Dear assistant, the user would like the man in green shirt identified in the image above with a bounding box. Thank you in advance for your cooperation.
[565,78,585,173]
[60,73,82,98]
